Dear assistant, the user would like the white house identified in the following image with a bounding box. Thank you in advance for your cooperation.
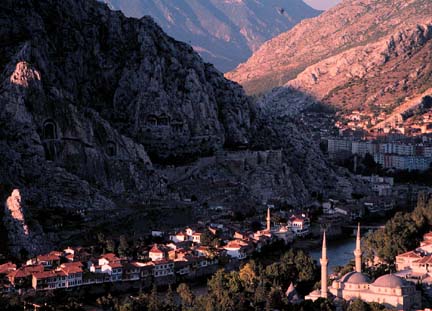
[288,215,310,237]
[223,240,248,260]
[149,244,166,262]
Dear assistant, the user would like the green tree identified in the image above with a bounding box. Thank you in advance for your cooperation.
[106,239,116,253]
[96,294,114,310]
[348,299,370,311]
[148,284,160,311]
[0,295,22,311]
[314,298,335,311]
[164,285,176,311]
[117,302,133,311]
[118,235,129,257]
[97,232,106,244]
[200,229,220,247]
[266,287,284,310]
[239,262,257,291]
[177,283,194,310]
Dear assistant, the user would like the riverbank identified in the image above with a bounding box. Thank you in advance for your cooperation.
[292,221,386,272]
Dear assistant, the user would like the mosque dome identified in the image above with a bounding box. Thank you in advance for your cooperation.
[371,274,408,288]
[340,271,371,284]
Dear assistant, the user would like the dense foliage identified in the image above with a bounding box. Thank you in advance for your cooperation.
[363,191,432,263]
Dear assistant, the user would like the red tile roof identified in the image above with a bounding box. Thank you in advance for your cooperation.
[100,253,121,262]
[0,262,16,275]
[415,255,432,265]
[9,265,44,279]
[109,262,123,269]
[397,251,422,258]
[33,270,66,279]
[37,252,61,262]
[59,262,83,274]
[153,259,173,265]
[150,244,164,254]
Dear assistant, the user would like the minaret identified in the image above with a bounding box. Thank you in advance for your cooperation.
[266,207,271,231]
[354,223,362,273]
[320,231,328,299]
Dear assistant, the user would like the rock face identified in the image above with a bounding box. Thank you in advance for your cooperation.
[102,0,320,72]
[0,0,252,255]
[0,0,359,256]
[288,23,432,113]
[227,0,432,96]
[3,189,49,257]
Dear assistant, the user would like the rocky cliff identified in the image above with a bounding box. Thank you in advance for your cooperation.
[227,0,432,97]
[0,0,359,257]
[289,22,432,114]
[102,0,320,72]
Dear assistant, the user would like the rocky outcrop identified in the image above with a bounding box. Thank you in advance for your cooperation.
[0,0,360,256]
[0,0,253,255]
[102,0,320,72]
[227,0,432,95]
[288,23,432,112]
[3,189,49,257]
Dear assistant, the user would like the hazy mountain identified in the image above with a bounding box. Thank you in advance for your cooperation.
[101,0,320,72]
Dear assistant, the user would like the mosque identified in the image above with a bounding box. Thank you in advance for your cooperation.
[305,224,421,310]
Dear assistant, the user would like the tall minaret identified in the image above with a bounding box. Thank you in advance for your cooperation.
[266,207,271,231]
[354,223,362,273]
[320,231,328,299]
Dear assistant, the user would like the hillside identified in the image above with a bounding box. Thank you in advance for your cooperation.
[227,0,432,96]
[0,0,360,257]
[102,0,320,72]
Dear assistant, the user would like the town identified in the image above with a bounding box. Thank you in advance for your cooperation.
[0,208,304,294]
[326,137,432,171]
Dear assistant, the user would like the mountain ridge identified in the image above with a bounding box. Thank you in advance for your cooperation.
[0,0,359,257]
[226,0,432,95]
[101,0,320,71]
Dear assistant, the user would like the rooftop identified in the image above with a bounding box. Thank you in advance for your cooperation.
[340,271,371,284]
[372,274,409,288]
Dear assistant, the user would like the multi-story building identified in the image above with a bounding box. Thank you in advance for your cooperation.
[59,262,83,288]
[32,270,67,290]
[327,139,352,158]
[374,154,432,171]
[152,260,174,278]
[352,141,377,156]
[89,253,124,282]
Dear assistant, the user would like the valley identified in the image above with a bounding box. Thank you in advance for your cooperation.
[2,0,432,310]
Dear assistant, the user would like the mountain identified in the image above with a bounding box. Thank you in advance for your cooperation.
[101,0,320,72]
[0,0,360,257]
[227,0,432,101]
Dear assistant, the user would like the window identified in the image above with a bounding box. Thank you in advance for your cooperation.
[106,141,117,157]
[159,115,170,126]
[147,115,158,126]
[43,120,57,140]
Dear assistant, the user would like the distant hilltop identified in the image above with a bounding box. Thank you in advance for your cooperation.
[101,0,320,72]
